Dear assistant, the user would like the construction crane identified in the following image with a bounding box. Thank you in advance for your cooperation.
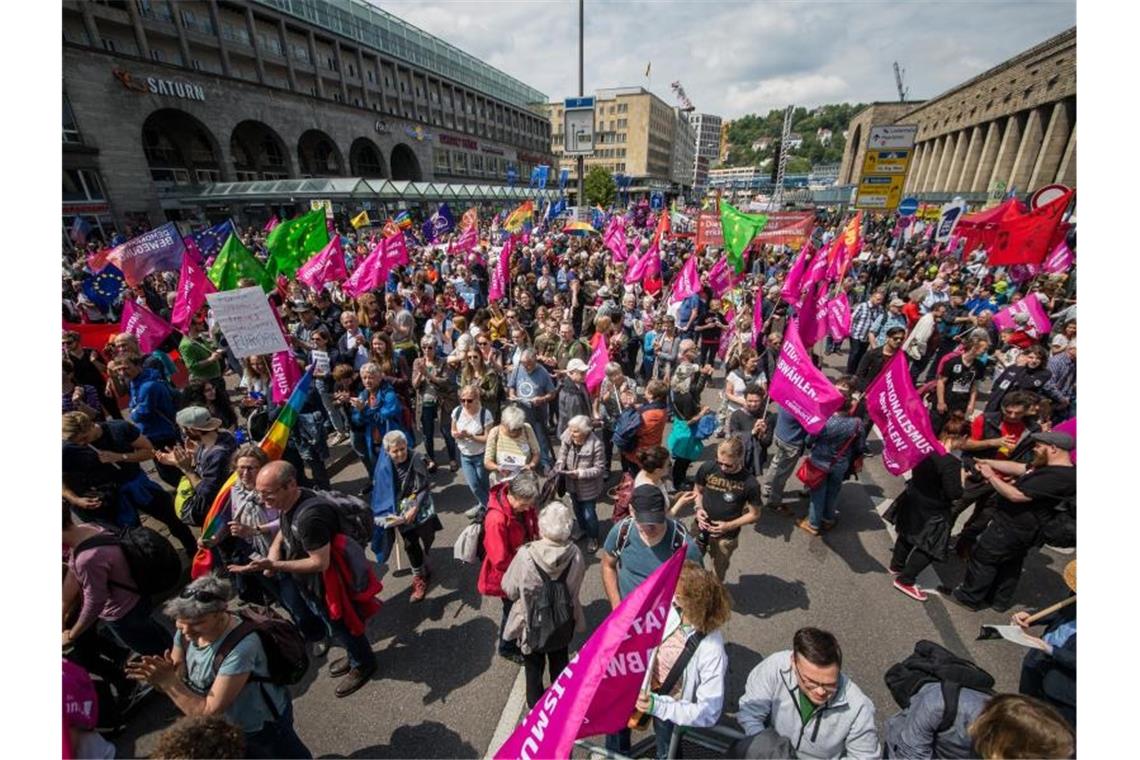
[671,81,694,112]
[893,61,909,103]
[768,104,794,211]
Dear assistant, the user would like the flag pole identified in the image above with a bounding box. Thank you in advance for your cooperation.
[576,0,585,216]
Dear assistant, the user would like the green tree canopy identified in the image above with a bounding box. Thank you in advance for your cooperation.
[584,165,616,207]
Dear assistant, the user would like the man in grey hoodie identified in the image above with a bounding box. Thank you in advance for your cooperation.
[737,627,880,759]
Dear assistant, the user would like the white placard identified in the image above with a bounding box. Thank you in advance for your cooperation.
[206,287,288,359]
[311,349,330,375]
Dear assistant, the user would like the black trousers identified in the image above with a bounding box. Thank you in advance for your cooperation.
[523,648,570,708]
[401,522,437,572]
[135,485,199,558]
[672,457,692,489]
[846,338,870,375]
[956,520,1033,610]
[890,536,934,587]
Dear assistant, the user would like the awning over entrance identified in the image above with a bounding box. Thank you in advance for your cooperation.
[170,178,562,205]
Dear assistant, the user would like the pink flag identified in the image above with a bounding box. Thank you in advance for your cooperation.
[1041,240,1075,274]
[489,238,513,302]
[170,253,216,332]
[296,236,348,291]
[624,241,660,284]
[270,350,304,404]
[449,225,478,254]
[493,549,686,760]
[604,219,628,262]
[263,215,280,233]
[796,280,830,348]
[341,241,387,298]
[719,309,736,360]
[826,292,852,341]
[751,291,766,348]
[1054,417,1076,463]
[865,350,946,475]
[992,294,1052,338]
[768,318,844,434]
[119,300,174,355]
[382,232,409,267]
[781,241,814,307]
[670,256,701,302]
[707,256,737,298]
[801,239,834,293]
[585,334,608,394]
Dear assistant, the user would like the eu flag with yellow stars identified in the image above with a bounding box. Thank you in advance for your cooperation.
[265,208,331,280]
[190,219,236,262]
[82,264,125,312]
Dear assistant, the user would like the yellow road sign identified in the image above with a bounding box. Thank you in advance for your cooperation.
[861,149,912,175]
[855,175,906,209]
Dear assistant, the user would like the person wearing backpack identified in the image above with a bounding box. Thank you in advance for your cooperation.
[798,382,864,537]
[125,576,312,759]
[500,501,585,708]
[618,380,670,477]
[62,507,171,657]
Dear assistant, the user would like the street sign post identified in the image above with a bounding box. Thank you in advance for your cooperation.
[563,96,595,156]
[856,124,918,211]
[898,197,919,217]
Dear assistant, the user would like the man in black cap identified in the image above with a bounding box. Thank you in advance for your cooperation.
[946,431,1076,611]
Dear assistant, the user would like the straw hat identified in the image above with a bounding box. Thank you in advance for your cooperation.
[1063,560,1076,593]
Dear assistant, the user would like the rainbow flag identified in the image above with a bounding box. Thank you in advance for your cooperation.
[504,200,534,232]
[190,370,314,579]
[394,210,413,230]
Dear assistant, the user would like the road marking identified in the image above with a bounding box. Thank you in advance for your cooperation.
[485,666,527,758]
[875,498,941,590]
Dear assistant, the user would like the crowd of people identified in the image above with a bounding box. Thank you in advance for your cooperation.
[62,200,1077,758]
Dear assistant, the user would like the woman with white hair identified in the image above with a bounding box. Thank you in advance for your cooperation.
[125,576,312,758]
[380,430,440,602]
[485,405,541,486]
[501,501,585,707]
[555,415,608,553]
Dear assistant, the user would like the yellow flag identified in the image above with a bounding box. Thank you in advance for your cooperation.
[350,210,370,229]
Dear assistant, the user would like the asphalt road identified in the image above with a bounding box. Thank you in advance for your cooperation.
[115,355,1071,758]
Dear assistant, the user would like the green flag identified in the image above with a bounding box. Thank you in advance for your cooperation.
[265,207,330,279]
[719,202,768,273]
[208,234,273,292]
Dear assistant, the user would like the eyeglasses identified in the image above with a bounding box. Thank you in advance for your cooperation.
[460,397,477,403]
[794,657,839,695]
[478,341,489,346]
[179,588,226,604]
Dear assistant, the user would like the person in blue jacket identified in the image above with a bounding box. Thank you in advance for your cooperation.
[109,355,181,487]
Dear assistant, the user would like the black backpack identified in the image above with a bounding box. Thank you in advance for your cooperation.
[885,640,995,734]
[526,558,576,654]
[74,526,182,597]
[1038,496,1076,548]
[305,489,374,548]
[611,407,644,452]
[210,607,309,687]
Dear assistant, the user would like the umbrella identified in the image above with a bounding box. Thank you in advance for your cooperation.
[563,220,599,236]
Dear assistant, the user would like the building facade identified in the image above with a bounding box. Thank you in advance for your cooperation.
[670,111,696,197]
[687,112,722,194]
[62,0,554,237]
[548,87,690,198]
[839,27,1076,201]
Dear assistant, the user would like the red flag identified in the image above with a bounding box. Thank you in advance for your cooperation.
[63,321,118,351]
[986,190,1074,266]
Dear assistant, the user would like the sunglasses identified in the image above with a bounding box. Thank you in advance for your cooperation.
[460,397,477,403]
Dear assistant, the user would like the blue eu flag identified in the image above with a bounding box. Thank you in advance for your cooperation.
[191,219,236,260]
[82,265,125,312]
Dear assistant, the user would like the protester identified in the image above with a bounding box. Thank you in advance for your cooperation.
[380,430,440,602]
[554,415,607,553]
[451,382,495,519]
[798,382,864,536]
[967,694,1074,759]
[108,355,182,487]
[1012,560,1076,728]
[666,344,713,489]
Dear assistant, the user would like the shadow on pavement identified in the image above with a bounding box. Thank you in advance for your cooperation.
[372,616,498,705]
[728,574,810,619]
[817,483,890,575]
[723,642,765,712]
[321,720,478,759]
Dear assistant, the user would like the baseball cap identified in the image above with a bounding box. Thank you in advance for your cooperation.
[291,299,314,311]
[1029,431,1075,451]
[566,358,589,373]
[631,485,666,525]
[176,406,223,431]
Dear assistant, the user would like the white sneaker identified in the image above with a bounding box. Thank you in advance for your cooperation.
[464,505,484,520]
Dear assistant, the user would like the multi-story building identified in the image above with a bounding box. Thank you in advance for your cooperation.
[62,0,554,236]
[670,109,695,197]
[686,112,721,194]
[549,86,689,199]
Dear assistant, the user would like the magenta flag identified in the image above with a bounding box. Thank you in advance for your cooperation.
[263,215,280,233]
[826,292,852,340]
[585,334,608,394]
[1054,417,1076,463]
[751,292,766,348]
[802,239,833,293]
[670,256,701,302]
[797,280,830,348]
[383,232,409,267]
[296,236,348,291]
[624,241,660,284]
[781,241,814,307]
[707,256,737,298]
[768,318,844,434]
[865,350,946,475]
[494,549,685,760]
[992,294,1052,339]
[449,225,478,254]
[1042,240,1075,274]
[489,238,513,302]
[719,309,736,360]
[341,241,387,298]
[119,300,175,355]
[270,350,304,405]
[604,219,628,262]
[170,253,216,332]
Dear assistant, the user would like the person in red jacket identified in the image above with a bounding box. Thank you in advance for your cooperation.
[478,469,541,662]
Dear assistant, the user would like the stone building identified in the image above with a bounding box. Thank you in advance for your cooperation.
[839,27,1076,200]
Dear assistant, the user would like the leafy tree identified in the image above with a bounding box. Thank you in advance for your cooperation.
[584,165,615,207]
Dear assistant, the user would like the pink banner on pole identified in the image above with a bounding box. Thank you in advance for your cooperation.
[493,549,686,760]
[768,318,844,434]
[585,334,608,394]
[119,300,175,355]
[865,350,946,475]
[604,219,628,262]
[296,236,348,291]
[489,238,513,302]
[449,225,478,254]
[1041,240,1075,274]
[341,241,387,298]
[797,280,830,348]
[991,294,1052,338]
[624,241,660,284]
[751,292,766,349]
[263,215,280,233]
[170,253,216,332]
[707,256,737,298]
[670,256,701,302]
[781,241,814,308]
[719,309,736,360]
[270,350,304,405]
[826,292,852,340]
[383,232,409,267]
[802,239,834,293]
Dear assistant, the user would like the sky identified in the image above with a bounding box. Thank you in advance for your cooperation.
[374,0,1075,119]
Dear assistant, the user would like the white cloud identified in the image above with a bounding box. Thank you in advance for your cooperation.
[373,0,1075,119]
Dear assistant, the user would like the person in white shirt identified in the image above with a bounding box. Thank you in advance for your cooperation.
[451,383,494,519]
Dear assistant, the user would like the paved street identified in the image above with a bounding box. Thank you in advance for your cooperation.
[117,364,1071,758]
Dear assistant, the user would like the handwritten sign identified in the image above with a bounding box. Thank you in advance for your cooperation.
[206,286,287,359]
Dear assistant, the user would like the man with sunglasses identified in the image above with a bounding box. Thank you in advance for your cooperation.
[737,627,880,759]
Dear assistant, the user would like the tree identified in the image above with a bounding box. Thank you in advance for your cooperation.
[584,165,616,207]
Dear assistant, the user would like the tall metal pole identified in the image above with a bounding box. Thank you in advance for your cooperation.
[576,0,585,213]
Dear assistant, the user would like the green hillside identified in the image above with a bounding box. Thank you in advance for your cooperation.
[721,103,866,172]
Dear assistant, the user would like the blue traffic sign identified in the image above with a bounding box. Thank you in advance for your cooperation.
[564,96,595,110]
[898,197,919,216]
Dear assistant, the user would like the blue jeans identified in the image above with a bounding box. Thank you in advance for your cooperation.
[273,573,329,643]
[104,598,170,656]
[605,728,632,755]
[808,467,846,529]
[571,496,599,540]
[243,698,312,758]
[460,452,490,508]
[653,717,676,760]
[299,586,375,670]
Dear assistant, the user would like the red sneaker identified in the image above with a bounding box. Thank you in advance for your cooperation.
[893,579,928,602]
[410,575,428,602]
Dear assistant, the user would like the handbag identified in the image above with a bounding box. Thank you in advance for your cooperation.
[796,433,857,491]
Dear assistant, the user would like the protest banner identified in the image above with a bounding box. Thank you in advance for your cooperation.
[119,300,174,354]
[991,294,1052,338]
[826,292,852,341]
[170,254,216,332]
[865,350,946,475]
[206,286,288,359]
[695,212,724,250]
[585,335,608,394]
[768,318,844,434]
[93,222,186,285]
